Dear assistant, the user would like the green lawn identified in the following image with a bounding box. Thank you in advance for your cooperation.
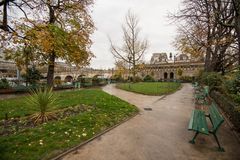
[0,89,138,160]
[116,82,181,95]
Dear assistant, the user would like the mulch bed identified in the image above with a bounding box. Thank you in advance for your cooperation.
[0,104,94,136]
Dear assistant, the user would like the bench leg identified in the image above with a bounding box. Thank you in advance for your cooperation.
[213,133,225,152]
[189,131,199,144]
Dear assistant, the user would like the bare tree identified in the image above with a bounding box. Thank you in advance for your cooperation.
[110,10,149,81]
[172,0,236,74]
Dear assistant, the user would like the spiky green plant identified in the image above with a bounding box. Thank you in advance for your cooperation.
[26,87,58,124]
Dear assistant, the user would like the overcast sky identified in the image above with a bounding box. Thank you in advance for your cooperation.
[90,0,182,69]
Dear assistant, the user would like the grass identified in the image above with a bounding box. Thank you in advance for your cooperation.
[0,89,138,160]
[0,89,133,120]
[116,82,181,95]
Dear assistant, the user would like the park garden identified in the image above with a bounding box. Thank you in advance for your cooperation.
[1,0,240,159]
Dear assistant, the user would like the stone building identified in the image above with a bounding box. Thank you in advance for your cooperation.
[142,53,204,80]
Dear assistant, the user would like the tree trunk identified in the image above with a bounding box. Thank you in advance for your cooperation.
[2,0,8,31]
[132,55,136,82]
[204,47,212,72]
[47,52,55,86]
[236,20,240,66]
[46,3,56,86]
[233,0,240,66]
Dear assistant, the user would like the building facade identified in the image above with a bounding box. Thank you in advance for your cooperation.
[142,53,204,80]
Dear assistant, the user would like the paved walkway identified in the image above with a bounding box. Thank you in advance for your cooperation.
[62,83,240,160]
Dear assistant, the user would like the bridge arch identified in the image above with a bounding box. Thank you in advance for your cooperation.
[54,76,61,80]
[65,75,73,82]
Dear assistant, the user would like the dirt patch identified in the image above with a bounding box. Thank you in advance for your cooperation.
[0,104,94,136]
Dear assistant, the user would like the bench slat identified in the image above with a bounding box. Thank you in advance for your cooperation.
[209,103,224,132]
[188,110,209,135]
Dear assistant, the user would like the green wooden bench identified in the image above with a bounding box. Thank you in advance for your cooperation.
[188,102,225,151]
[194,86,209,105]
[192,82,199,88]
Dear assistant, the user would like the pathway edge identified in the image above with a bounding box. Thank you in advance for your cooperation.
[50,112,139,160]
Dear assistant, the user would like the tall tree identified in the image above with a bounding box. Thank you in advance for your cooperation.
[172,0,236,74]
[2,0,95,86]
[212,0,240,65]
[110,10,149,81]
[28,0,95,86]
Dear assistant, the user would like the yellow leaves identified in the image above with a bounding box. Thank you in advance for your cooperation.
[25,24,55,54]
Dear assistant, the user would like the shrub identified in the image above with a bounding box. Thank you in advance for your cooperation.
[133,76,142,82]
[111,74,125,82]
[200,72,223,90]
[26,87,58,124]
[54,79,62,86]
[143,75,154,82]
[92,75,100,86]
[0,78,10,89]
[179,76,192,82]
[81,78,93,87]
[22,67,43,85]
[225,71,240,95]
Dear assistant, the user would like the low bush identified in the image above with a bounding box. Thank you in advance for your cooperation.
[179,76,192,83]
[133,76,142,82]
[54,79,62,86]
[111,74,125,83]
[92,75,100,86]
[224,71,240,95]
[143,75,154,82]
[0,79,10,89]
[200,72,223,91]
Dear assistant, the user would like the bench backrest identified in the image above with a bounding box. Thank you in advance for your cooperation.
[209,102,224,133]
[193,82,198,87]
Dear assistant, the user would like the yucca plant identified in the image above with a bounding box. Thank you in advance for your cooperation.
[26,87,58,124]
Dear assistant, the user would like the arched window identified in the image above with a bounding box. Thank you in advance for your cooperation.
[164,72,168,79]
[170,72,174,79]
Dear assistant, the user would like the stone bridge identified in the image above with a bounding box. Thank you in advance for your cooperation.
[0,61,113,82]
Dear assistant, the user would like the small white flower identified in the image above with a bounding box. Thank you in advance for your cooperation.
[39,139,43,145]
[82,133,87,137]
